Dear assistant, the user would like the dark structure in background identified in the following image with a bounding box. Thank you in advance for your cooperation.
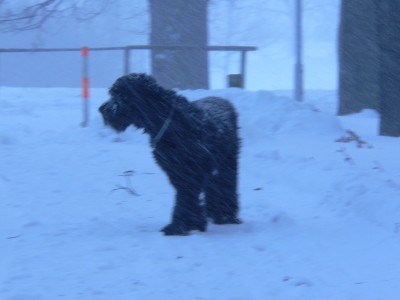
[338,0,379,116]
[228,74,243,88]
[149,0,209,90]
[338,0,400,136]
[376,1,400,136]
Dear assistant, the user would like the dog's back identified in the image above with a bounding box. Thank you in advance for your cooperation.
[192,97,238,143]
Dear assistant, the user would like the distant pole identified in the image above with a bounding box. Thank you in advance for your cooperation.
[240,50,246,88]
[81,47,90,127]
[124,47,130,75]
[294,0,303,101]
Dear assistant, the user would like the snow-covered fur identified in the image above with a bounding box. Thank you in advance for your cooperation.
[99,73,241,235]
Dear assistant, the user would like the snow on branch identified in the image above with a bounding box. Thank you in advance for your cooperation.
[335,130,373,148]
[0,0,111,32]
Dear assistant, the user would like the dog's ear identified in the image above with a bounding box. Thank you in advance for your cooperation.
[109,76,130,98]
[109,73,164,102]
[131,73,161,94]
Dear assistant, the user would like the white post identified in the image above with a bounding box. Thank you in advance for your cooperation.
[294,0,303,102]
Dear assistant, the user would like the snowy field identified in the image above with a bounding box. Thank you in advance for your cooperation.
[1,86,400,300]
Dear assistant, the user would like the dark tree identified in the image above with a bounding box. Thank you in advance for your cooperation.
[338,0,379,116]
[376,0,400,136]
[149,0,209,90]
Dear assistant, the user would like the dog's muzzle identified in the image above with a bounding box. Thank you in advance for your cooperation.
[99,101,118,117]
[98,100,133,133]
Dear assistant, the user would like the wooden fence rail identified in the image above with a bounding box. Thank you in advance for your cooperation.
[0,45,257,126]
[0,45,257,87]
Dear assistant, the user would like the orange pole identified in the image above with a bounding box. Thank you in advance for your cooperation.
[81,47,90,126]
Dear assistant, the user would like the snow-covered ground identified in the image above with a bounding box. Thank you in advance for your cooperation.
[1,86,400,300]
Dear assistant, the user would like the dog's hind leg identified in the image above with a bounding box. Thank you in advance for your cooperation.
[204,145,242,225]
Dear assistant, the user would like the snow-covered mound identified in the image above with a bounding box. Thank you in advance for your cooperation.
[1,87,400,300]
[180,89,342,143]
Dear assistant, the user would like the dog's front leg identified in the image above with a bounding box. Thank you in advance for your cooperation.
[161,186,207,236]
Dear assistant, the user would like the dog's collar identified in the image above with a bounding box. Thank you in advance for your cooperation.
[152,102,175,147]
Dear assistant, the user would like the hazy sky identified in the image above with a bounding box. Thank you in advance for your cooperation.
[0,0,340,90]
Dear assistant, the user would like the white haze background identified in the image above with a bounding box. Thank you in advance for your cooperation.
[0,0,339,90]
[2,1,400,299]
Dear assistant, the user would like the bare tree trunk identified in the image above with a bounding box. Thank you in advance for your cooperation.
[149,0,209,90]
[338,0,379,115]
[376,0,400,136]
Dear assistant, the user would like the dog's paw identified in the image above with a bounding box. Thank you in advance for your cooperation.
[160,221,207,236]
[160,223,190,236]
[212,216,242,225]
[189,221,207,232]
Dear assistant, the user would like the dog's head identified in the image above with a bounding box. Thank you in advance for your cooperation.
[99,73,161,132]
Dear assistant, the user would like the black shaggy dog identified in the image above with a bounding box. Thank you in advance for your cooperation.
[99,73,241,235]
